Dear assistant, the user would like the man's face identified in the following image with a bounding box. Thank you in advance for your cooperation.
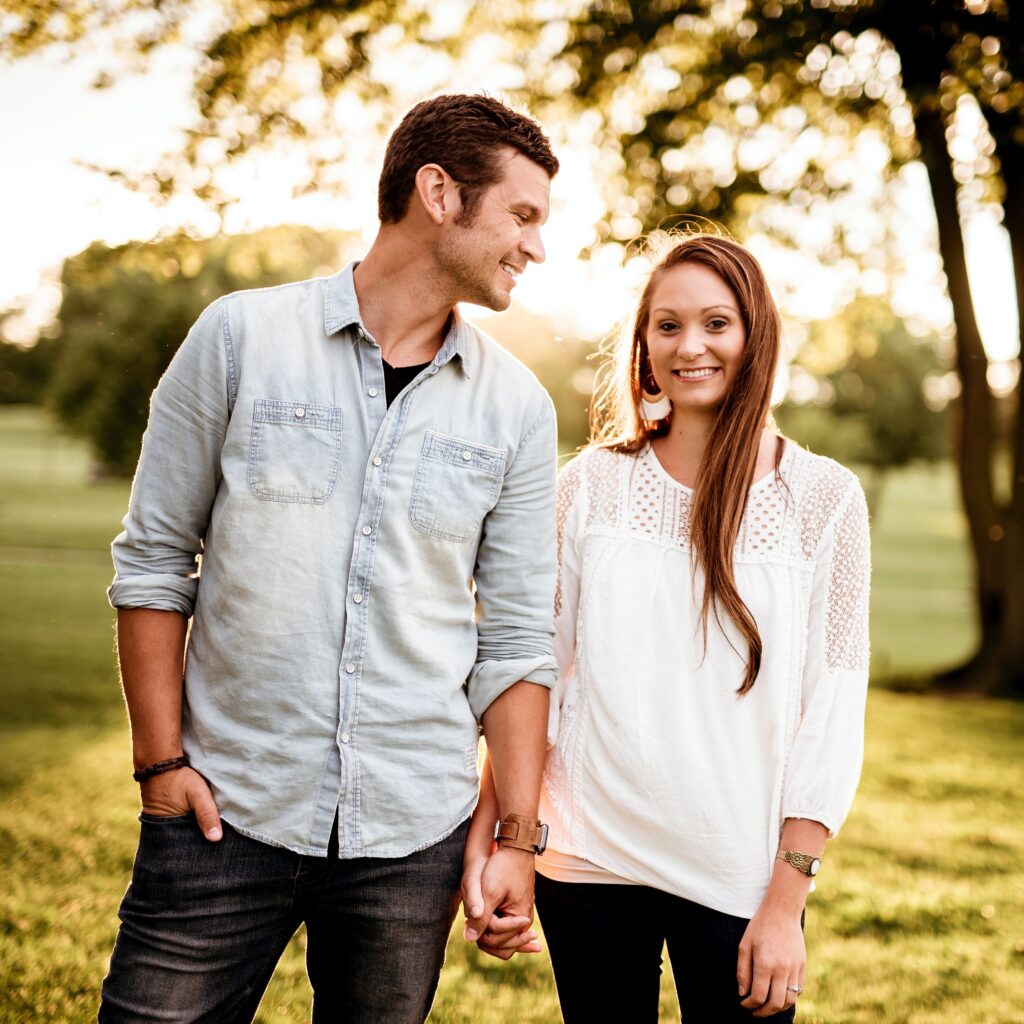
[435,150,551,311]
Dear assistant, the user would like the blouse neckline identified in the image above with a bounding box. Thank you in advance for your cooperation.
[644,436,790,496]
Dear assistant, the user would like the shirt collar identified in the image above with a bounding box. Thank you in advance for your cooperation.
[324,262,474,379]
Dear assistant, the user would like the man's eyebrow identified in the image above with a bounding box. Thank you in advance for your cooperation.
[512,203,543,220]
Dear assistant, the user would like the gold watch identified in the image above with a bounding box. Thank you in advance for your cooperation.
[776,849,821,877]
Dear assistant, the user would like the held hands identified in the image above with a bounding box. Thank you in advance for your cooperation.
[737,901,806,1017]
[140,766,223,841]
[461,845,541,960]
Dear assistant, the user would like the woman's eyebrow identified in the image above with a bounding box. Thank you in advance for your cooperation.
[651,304,737,314]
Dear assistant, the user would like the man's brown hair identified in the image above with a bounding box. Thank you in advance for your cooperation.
[378,94,559,225]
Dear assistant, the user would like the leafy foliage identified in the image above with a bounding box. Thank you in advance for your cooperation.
[0,1,540,209]
[777,298,949,474]
[46,226,353,475]
[7,0,1024,687]
[0,337,61,404]
[556,1,1020,240]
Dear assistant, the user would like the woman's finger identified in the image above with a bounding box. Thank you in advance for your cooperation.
[736,938,753,1001]
[753,969,789,1018]
[480,925,538,951]
[781,975,803,1012]
[739,957,772,1011]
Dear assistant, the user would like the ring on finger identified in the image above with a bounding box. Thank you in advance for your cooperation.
[786,985,803,995]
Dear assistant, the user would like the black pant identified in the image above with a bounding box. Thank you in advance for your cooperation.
[535,873,798,1024]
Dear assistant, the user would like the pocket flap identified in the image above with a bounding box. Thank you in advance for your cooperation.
[420,431,507,476]
[254,399,342,431]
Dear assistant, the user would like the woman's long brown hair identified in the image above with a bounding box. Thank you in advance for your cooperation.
[590,231,783,695]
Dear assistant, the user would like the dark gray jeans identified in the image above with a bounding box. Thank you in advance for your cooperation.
[99,814,469,1024]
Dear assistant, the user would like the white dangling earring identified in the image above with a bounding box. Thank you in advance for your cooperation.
[641,388,671,421]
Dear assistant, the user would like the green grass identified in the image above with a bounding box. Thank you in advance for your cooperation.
[1,406,1021,1023]
[867,463,978,682]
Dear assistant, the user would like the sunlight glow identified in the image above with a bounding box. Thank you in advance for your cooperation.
[0,41,1019,364]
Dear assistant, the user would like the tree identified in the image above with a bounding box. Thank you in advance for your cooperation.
[4,0,1022,692]
[553,0,1022,693]
[47,226,353,475]
[775,298,950,516]
[0,337,61,404]
[0,1,533,211]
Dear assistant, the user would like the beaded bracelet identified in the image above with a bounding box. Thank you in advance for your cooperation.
[132,755,190,783]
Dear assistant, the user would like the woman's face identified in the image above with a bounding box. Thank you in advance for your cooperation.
[644,262,746,417]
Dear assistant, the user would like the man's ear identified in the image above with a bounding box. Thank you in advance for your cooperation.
[413,163,460,225]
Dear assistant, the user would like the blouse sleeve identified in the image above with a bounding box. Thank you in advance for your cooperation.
[782,472,871,836]
[547,455,585,748]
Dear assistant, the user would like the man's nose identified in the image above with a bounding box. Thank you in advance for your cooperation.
[522,226,546,265]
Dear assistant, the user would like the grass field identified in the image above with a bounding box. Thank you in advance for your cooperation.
[1,405,1022,1023]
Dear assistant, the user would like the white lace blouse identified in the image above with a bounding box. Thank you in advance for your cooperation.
[538,441,871,918]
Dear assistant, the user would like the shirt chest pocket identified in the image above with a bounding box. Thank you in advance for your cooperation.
[248,399,343,504]
[410,431,507,542]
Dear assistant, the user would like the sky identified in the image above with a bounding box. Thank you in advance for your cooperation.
[0,37,1019,369]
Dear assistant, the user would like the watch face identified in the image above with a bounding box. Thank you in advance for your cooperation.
[809,858,820,875]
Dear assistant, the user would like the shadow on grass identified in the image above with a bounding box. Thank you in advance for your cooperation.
[829,903,991,942]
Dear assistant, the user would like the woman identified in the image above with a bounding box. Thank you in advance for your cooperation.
[466,232,870,1021]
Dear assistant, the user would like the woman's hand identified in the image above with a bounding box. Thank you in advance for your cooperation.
[737,817,826,1015]
[737,900,806,1017]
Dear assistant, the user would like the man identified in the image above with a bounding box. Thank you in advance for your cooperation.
[101,93,559,1023]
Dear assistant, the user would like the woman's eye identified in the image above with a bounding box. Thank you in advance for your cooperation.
[708,318,728,330]
[658,321,678,332]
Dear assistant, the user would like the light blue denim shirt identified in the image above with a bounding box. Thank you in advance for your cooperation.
[109,263,557,857]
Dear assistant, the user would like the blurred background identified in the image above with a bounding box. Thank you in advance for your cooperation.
[0,1,1022,1022]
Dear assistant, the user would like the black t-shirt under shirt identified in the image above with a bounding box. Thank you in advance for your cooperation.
[382,360,431,408]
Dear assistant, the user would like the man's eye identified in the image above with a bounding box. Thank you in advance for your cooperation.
[513,211,528,224]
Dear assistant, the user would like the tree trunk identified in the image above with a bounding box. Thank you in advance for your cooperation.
[992,125,1024,696]
[913,106,1006,692]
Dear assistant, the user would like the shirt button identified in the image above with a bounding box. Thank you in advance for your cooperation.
[341,732,350,743]
[352,593,363,604]
[368,387,378,398]
[372,456,382,467]
[361,526,372,536]
[294,406,306,419]
[462,451,472,461]
[345,663,355,674]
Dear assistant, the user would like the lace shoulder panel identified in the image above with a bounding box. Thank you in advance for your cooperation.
[556,453,586,540]
[826,476,871,672]
[788,446,871,672]
[790,446,864,561]
[554,455,584,620]
[574,445,626,530]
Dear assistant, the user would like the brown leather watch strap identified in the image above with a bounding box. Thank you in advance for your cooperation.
[494,813,549,855]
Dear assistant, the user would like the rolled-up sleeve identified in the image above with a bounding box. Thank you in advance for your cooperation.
[108,298,232,615]
[466,396,558,720]
[782,476,871,836]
